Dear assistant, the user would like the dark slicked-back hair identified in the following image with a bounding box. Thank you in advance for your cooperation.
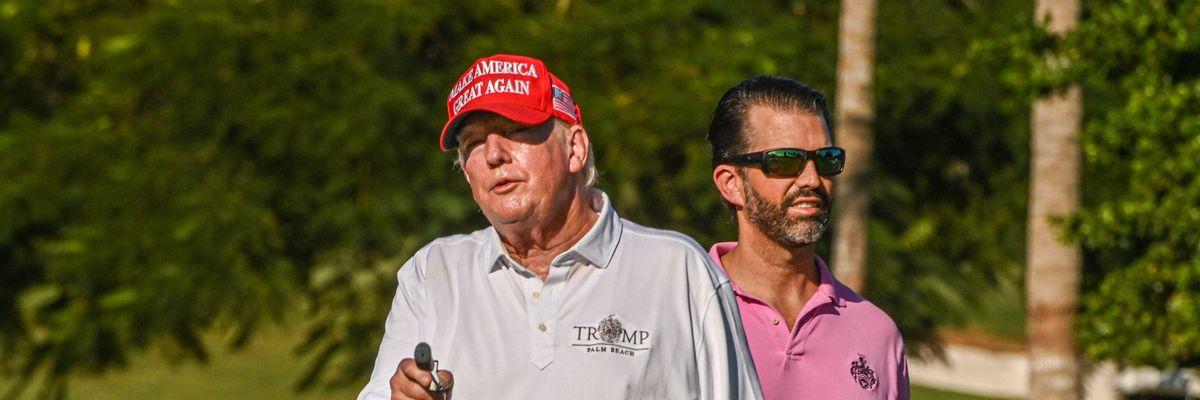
[706,76,832,167]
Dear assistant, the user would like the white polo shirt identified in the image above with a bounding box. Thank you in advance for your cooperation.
[359,193,761,399]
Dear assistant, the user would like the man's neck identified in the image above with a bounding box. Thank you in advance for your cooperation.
[722,225,821,329]
[497,188,602,280]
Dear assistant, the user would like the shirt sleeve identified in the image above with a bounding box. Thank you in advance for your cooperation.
[358,256,430,400]
[895,344,910,400]
[694,253,764,400]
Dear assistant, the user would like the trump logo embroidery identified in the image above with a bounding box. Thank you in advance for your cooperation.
[571,314,651,357]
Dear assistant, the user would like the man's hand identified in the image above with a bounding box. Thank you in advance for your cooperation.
[389,358,455,400]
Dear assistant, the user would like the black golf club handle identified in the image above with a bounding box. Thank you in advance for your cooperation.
[414,342,434,371]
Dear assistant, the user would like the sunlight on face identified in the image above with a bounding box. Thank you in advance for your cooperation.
[455,113,571,228]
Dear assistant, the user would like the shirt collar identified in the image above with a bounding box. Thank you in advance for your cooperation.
[486,191,623,273]
[708,241,844,307]
[812,252,845,307]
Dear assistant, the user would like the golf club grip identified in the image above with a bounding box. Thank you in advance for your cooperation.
[414,342,433,371]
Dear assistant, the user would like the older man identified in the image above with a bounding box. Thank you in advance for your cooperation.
[706,76,909,399]
[358,54,761,400]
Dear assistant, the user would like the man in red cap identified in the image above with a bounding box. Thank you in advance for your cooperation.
[358,54,762,400]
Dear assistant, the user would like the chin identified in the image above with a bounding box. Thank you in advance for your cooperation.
[483,206,535,225]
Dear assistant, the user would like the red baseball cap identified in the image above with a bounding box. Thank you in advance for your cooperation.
[439,54,582,151]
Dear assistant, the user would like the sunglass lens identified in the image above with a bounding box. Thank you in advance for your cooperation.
[814,148,845,176]
[764,149,806,176]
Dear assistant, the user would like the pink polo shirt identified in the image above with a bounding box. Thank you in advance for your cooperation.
[710,242,909,400]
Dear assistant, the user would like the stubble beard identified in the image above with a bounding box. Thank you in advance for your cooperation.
[743,182,831,248]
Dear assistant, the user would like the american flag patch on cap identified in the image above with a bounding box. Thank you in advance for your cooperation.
[552,85,576,118]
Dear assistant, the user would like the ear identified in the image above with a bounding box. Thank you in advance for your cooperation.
[713,164,746,208]
[457,151,473,185]
[565,124,590,174]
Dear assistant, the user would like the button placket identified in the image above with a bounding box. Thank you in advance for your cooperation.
[527,259,572,369]
[788,307,827,359]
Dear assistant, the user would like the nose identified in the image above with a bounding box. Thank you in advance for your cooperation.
[793,159,822,189]
[483,132,511,167]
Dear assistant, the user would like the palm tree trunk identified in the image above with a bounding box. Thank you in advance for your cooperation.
[832,0,877,293]
[1027,0,1082,398]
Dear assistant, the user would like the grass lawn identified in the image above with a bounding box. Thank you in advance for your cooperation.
[962,273,1026,343]
[5,325,1011,400]
[912,384,1018,400]
[6,325,360,400]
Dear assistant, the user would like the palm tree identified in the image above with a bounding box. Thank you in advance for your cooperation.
[832,0,877,293]
[1026,0,1082,398]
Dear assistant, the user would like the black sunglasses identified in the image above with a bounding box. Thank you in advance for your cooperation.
[718,147,846,177]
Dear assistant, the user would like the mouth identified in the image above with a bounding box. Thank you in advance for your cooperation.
[787,198,825,216]
[490,178,519,193]
[781,187,831,216]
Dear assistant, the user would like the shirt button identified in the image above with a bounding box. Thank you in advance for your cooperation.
[532,291,541,300]
[771,318,780,325]
[538,323,548,332]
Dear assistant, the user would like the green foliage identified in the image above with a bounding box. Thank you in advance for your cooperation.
[1065,0,1200,369]
[867,0,1033,352]
[985,0,1200,368]
[0,0,1057,396]
[1,0,480,396]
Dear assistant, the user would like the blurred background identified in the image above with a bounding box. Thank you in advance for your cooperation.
[0,0,1196,399]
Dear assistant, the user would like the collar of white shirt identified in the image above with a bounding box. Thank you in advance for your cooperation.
[484,191,622,274]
